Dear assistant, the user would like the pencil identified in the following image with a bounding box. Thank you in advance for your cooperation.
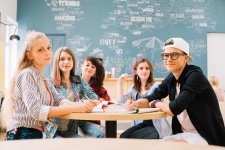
[84,95,99,106]
[84,95,90,100]
[127,93,132,100]
[73,93,84,103]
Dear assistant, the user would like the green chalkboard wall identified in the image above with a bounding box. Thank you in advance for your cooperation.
[17,0,225,77]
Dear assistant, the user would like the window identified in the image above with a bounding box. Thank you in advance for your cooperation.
[4,16,18,89]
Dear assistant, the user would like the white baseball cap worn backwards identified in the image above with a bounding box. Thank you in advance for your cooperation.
[163,38,193,62]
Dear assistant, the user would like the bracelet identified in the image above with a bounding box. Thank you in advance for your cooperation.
[149,100,154,108]
[150,100,161,108]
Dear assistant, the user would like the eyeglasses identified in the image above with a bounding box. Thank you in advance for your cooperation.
[161,52,186,60]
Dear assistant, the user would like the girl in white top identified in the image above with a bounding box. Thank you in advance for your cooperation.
[2,31,99,140]
[208,76,225,102]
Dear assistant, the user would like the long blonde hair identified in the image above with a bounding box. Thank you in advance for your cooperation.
[51,47,76,87]
[1,31,49,130]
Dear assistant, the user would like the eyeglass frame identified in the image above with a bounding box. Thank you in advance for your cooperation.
[161,52,187,60]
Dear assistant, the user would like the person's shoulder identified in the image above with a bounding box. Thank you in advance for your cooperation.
[127,87,138,100]
[15,67,40,84]
[185,65,208,83]
[186,65,205,78]
[17,67,37,78]
[163,73,174,82]
[45,78,55,87]
[187,65,203,74]
[153,81,160,86]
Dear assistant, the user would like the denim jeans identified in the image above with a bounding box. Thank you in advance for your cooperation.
[54,120,81,138]
[78,121,105,138]
[55,130,82,138]
[120,120,159,139]
[6,127,43,140]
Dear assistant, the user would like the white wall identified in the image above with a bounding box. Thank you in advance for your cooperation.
[207,33,225,91]
[0,0,17,91]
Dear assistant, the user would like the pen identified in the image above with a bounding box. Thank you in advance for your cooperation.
[130,108,139,114]
[127,93,133,105]
[127,93,138,110]
[127,93,132,101]
[84,95,97,105]
[73,93,84,103]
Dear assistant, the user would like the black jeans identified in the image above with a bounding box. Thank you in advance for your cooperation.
[120,120,159,139]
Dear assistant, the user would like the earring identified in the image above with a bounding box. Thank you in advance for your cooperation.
[136,75,139,80]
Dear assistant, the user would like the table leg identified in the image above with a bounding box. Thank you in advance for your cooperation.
[105,121,117,138]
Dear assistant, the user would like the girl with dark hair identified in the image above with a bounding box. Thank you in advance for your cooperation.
[81,56,111,101]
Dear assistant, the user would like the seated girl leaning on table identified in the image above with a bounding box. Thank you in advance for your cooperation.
[81,56,111,102]
[117,58,172,139]
[51,47,105,138]
[1,31,99,140]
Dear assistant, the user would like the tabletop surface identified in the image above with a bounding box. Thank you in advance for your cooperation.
[0,139,224,150]
[61,104,166,120]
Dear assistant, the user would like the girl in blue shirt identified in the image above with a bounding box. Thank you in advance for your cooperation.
[51,47,105,138]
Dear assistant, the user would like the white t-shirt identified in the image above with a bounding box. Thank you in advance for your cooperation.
[175,83,197,133]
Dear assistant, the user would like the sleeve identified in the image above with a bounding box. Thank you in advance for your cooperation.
[145,77,170,101]
[169,71,210,115]
[20,72,50,121]
[49,84,65,106]
[80,78,99,100]
[98,86,111,101]
[118,87,133,104]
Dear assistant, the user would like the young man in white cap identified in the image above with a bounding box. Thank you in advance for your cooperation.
[129,38,225,146]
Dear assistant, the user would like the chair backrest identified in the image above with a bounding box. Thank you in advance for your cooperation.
[219,102,225,125]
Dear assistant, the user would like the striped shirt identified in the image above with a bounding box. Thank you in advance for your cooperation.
[9,66,65,132]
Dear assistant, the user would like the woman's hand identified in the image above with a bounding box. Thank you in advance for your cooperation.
[75,102,94,113]
[89,99,101,106]
[136,99,150,108]
[124,100,138,110]
[71,100,99,113]
[118,73,129,83]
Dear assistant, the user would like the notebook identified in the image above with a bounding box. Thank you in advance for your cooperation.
[91,101,108,113]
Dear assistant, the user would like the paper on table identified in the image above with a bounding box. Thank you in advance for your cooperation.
[107,108,160,114]
[136,108,160,113]
[92,107,105,113]
[91,101,109,113]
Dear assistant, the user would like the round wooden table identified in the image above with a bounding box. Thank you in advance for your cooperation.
[61,105,166,138]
